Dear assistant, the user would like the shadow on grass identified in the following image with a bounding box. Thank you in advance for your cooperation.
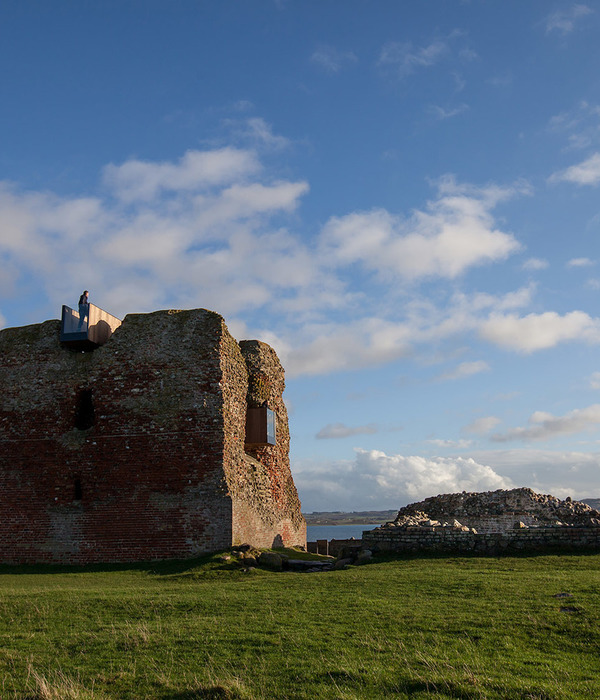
[369,546,600,564]
[0,546,330,577]
[0,553,217,577]
[161,688,241,699]
[1,545,598,577]
[392,679,555,699]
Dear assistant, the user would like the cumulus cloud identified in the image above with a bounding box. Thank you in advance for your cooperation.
[293,448,512,511]
[239,118,291,150]
[280,317,414,377]
[427,439,473,449]
[378,39,448,77]
[491,404,600,442]
[479,311,600,352]
[438,360,489,381]
[355,449,511,502]
[295,447,600,511]
[0,146,312,323]
[310,45,358,74]
[103,147,261,202]
[428,103,469,120]
[316,423,378,440]
[522,257,549,271]
[549,152,600,186]
[462,416,501,435]
[2,137,596,384]
[544,4,593,34]
[467,448,600,500]
[319,178,522,281]
[568,257,595,267]
[277,284,536,377]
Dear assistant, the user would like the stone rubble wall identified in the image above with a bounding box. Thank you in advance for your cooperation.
[363,523,600,555]
[395,487,600,533]
[363,487,600,555]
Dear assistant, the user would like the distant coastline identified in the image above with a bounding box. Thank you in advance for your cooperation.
[303,510,397,526]
[305,499,600,526]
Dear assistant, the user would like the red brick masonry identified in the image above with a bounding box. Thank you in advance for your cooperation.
[0,308,305,564]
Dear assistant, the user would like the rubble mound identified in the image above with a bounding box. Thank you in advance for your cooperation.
[395,488,600,528]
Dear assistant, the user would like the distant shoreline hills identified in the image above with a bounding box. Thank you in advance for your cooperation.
[305,499,600,526]
[303,510,397,526]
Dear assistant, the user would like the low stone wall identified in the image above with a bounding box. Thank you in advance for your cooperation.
[307,538,362,557]
[363,524,600,555]
[437,514,541,534]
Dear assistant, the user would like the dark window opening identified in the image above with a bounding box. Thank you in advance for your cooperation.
[245,406,277,447]
[75,388,95,430]
[74,478,83,501]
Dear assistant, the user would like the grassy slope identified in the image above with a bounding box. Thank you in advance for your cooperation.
[0,552,599,699]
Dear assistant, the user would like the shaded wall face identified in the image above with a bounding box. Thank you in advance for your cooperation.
[0,311,234,564]
[227,340,306,549]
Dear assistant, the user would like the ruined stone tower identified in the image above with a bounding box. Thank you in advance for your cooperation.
[0,307,306,564]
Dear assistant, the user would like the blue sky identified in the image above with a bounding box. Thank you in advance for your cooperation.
[2,1,600,512]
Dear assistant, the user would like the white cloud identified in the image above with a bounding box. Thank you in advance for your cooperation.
[320,178,522,281]
[522,257,549,271]
[462,416,501,435]
[487,73,512,88]
[242,118,291,150]
[427,439,473,449]
[438,360,489,381]
[568,257,595,267]
[544,4,594,34]
[102,147,261,202]
[294,448,512,511]
[590,372,600,389]
[491,404,600,442]
[280,317,414,377]
[378,39,448,77]
[0,146,313,323]
[466,448,600,500]
[295,447,600,511]
[429,103,469,120]
[316,423,378,440]
[355,449,512,502]
[479,311,600,352]
[310,45,358,74]
[273,284,536,377]
[548,102,600,151]
[2,139,597,385]
[549,152,600,186]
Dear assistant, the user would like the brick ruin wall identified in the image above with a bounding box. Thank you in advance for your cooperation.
[230,340,304,548]
[363,488,600,555]
[0,308,305,564]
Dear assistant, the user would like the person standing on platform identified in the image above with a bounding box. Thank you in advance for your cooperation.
[78,290,89,329]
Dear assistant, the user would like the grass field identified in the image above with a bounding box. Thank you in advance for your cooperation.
[0,550,599,699]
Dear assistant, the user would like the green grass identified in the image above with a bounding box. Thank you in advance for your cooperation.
[1,550,599,699]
